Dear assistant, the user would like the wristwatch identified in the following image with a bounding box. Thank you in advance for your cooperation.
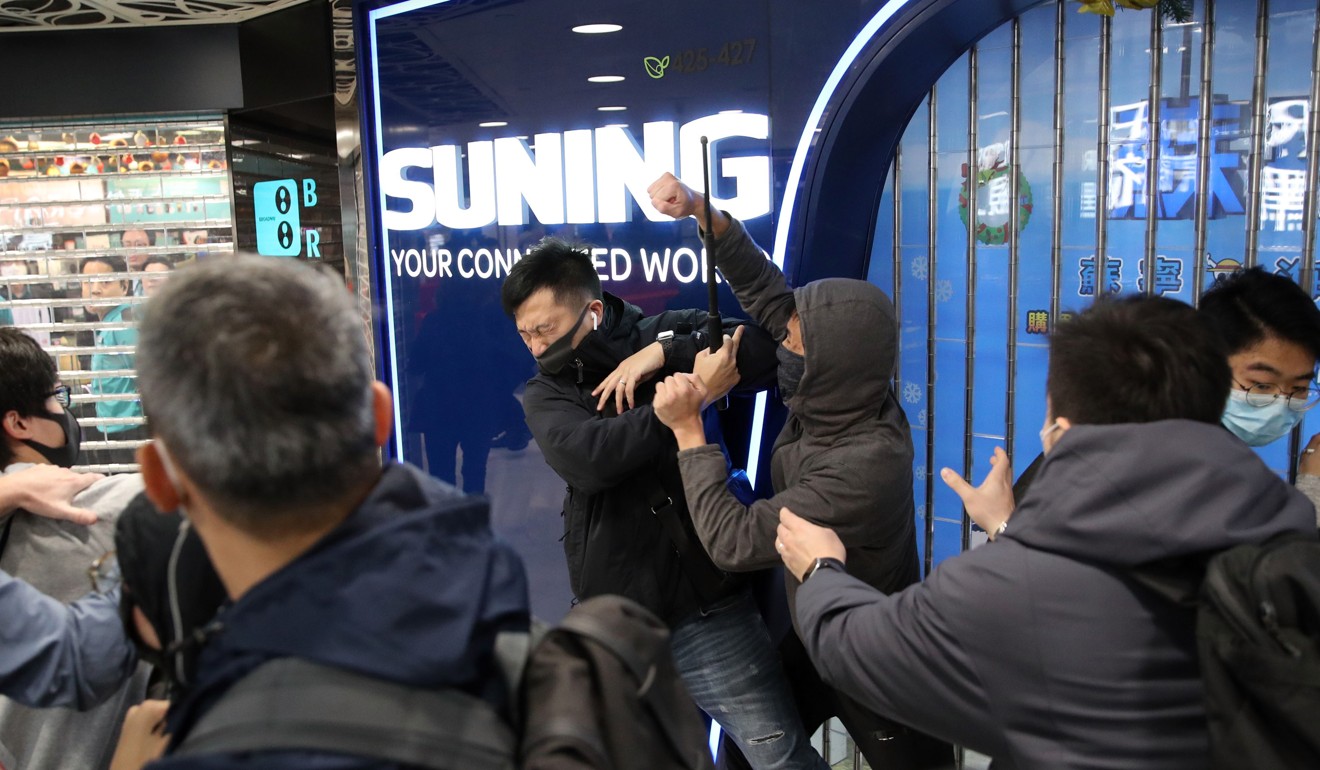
[803,556,846,583]
[656,330,675,362]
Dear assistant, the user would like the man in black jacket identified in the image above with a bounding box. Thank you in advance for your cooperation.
[502,239,829,770]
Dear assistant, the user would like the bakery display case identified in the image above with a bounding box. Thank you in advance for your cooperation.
[0,115,235,472]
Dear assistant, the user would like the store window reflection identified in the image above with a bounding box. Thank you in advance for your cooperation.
[868,0,1320,572]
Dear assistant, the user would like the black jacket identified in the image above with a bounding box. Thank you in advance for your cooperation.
[521,292,777,625]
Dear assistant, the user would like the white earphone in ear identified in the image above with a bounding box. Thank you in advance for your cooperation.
[591,312,598,331]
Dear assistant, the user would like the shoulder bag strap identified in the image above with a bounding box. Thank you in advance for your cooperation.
[0,515,13,562]
[639,471,732,606]
[172,657,515,770]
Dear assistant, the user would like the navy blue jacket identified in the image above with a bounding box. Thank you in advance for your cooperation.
[151,462,530,769]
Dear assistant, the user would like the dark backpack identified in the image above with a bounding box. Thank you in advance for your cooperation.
[171,594,714,770]
[520,595,716,770]
[1130,531,1320,770]
[1196,533,1320,769]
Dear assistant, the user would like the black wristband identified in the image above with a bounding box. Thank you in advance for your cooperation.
[804,556,846,583]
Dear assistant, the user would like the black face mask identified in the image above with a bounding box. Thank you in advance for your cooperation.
[777,346,806,403]
[536,304,593,377]
[22,409,81,468]
[115,493,228,695]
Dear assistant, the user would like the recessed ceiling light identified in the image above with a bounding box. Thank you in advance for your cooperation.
[719,109,743,114]
[478,121,508,128]
[572,23,622,34]
[603,124,629,129]
[597,106,627,112]
[588,75,626,83]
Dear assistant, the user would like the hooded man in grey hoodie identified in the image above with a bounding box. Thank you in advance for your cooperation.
[647,174,947,768]
[776,296,1317,769]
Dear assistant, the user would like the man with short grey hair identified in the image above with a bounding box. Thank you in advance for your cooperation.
[117,256,530,769]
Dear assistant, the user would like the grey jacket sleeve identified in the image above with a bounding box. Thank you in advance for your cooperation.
[709,216,796,341]
[1295,474,1320,527]
[794,565,1001,756]
[677,443,911,572]
[0,573,136,710]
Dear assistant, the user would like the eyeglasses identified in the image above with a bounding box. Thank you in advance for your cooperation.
[47,385,71,409]
[1233,378,1320,412]
[88,551,120,594]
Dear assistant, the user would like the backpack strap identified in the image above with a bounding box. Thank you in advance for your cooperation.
[172,657,515,769]
[640,471,735,607]
[0,515,12,562]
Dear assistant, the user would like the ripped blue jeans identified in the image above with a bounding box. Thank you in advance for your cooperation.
[670,591,829,770]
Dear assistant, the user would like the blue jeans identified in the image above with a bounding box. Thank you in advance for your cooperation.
[670,592,829,770]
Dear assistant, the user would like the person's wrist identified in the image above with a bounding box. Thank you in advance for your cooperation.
[671,418,706,450]
[652,336,671,364]
[987,518,1008,541]
[803,556,846,583]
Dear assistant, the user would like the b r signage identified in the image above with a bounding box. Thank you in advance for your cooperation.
[253,178,321,258]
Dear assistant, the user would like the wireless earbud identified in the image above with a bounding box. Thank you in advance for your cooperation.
[592,312,599,331]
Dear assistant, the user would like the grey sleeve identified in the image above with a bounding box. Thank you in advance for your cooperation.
[1295,475,1320,528]
[708,216,797,341]
[0,573,136,709]
[677,445,779,572]
[794,564,1000,753]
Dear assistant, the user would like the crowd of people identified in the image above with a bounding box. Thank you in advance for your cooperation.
[0,170,1315,770]
[1,230,184,469]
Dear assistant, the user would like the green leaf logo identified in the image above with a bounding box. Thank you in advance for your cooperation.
[644,55,670,79]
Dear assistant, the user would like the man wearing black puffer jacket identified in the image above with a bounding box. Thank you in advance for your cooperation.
[502,240,830,770]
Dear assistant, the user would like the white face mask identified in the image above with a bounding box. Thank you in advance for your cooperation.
[1039,420,1061,453]
[153,440,190,520]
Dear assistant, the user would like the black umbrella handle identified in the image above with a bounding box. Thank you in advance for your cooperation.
[700,137,726,409]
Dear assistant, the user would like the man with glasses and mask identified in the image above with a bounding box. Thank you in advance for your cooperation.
[500,241,830,770]
[0,327,149,770]
[1200,267,1320,526]
[998,268,1320,532]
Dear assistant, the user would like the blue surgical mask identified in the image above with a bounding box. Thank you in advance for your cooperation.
[1221,389,1305,447]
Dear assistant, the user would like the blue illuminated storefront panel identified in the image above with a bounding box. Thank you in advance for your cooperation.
[354,0,906,618]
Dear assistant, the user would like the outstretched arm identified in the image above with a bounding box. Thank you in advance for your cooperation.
[0,465,103,525]
[649,173,796,340]
[0,574,137,709]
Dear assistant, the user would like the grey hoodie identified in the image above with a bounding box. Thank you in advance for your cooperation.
[676,216,919,610]
[795,420,1317,769]
[0,467,148,770]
